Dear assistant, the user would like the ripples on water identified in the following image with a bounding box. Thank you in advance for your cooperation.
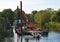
[4,28,60,42]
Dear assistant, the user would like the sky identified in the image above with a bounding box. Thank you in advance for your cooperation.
[0,0,60,13]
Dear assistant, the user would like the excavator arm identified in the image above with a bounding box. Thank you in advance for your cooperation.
[17,1,36,29]
[18,10,36,28]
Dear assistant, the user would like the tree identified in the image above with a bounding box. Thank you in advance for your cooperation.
[2,9,14,25]
[27,14,36,23]
[34,10,50,28]
[56,9,60,22]
[32,10,37,14]
[0,12,4,30]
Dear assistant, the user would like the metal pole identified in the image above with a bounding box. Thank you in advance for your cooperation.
[20,1,23,42]
[20,1,22,11]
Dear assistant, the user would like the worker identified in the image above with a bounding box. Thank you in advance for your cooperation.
[35,31,41,40]
[35,31,39,36]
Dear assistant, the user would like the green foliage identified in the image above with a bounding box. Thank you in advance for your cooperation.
[0,24,3,30]
[32,10,37,14]
[45,22,57,31]
[0,12,3,19]
[34,10,50,28]
[0,8,60,32]
[33,8,60,31]
[28,14,36,23]
[56,9,60,22]
[0,36,4,42]
[14,9,18,19]
[45,22,60,31]
[56,23,60,31]
[2,9,15,25]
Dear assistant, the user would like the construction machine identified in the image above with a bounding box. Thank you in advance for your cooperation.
[14,1,42,39]
[16,1,36,29]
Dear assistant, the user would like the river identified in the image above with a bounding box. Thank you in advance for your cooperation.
[4,28,60,42]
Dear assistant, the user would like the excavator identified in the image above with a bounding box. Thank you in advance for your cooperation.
[15,1,41,39]
[16,1,36,30]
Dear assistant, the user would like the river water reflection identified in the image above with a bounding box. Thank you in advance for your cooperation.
[4,32,60,42]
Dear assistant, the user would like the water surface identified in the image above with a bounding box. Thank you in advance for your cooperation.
[4,32,60,42]
[4,28,60,42]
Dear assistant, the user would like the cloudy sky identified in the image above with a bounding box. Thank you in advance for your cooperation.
[0,0,60,13]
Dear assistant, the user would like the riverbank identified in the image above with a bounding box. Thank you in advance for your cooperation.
[0,29,13,42]
[0,35,4,42]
